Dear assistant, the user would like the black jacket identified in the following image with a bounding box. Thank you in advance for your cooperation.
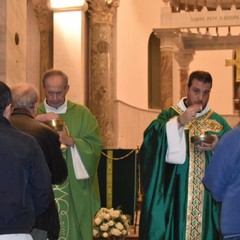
[10,108,68,239]
[0,115,52,234]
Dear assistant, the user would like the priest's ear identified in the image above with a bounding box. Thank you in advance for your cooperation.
[184,84,189,95]
[64,85,70,94]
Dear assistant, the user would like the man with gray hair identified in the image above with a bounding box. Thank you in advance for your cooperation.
[0,81,51,240]
[10,83,68,240]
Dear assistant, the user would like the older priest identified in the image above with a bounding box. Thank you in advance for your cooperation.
[37,69,102,240]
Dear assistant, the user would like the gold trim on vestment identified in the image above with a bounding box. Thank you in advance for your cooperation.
[172,105,223,240]
[106,150,113,208]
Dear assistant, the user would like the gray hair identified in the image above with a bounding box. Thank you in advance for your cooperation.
[42,69,69,88]
[11,83,39,109]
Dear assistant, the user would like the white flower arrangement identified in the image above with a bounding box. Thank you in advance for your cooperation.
[93,207,131,239]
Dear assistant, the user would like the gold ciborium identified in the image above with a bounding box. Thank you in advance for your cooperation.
[191,134,215,145]
[45,119,68,150]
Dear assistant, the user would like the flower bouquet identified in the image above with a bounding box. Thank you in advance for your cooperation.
[93,207,131,239]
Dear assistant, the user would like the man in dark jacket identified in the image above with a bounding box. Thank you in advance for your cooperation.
[0,81,52,240]
[9,83,68,240]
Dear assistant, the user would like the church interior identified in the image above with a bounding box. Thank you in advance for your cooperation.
[1,0,240,238]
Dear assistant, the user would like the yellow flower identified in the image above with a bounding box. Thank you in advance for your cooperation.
[103,213,111,220]
[110,228,121,236]
[94,217,102,225]
[102,232,108,238]
[93,229,99,237]
[100,223,109,231]
[112,210,121,218]
[108,220,114,226]
[115,222,124,230]
[93,207,131,238]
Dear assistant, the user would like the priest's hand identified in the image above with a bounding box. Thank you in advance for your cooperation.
[196,135,218,152]
[35,112,60,122]
[58,131,74,147]
[178,104,202,127]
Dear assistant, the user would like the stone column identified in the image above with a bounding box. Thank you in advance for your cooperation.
[0,0,27,85]
[32,0,53,101]
[0,0,7,82]
[174,49,195,98]
[155,30,176,109]
[87,0,119,148]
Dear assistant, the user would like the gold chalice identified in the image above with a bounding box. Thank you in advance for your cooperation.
[45,119,65,131]
[45,119,68,150]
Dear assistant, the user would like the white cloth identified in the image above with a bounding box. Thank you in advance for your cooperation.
[166,117,186,164]
[70,145,89,179]
[165,97,211,164]
[0,234,33,240]
[44,99,67,114]
[44,99,89,179]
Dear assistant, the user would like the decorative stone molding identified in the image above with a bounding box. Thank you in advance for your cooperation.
[154,29,179,51]
[174,49,195,69]
[174,50,195,97]
[31,0,53,32]
[154,29,177,109]
[87,0,119,24]
[31,0,53,100]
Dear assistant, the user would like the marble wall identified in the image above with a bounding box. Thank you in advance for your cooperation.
[4,0,27,86]
[0,0,7,82]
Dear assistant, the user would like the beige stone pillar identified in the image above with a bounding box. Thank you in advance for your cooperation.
[0,0,27,85]
[174,50,195,98]
[87,0,119,148]
[32,0,53,101]
[155,30,176,109]
[0,0,7,82]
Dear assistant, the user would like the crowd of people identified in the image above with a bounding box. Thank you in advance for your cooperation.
[0,69,239,240]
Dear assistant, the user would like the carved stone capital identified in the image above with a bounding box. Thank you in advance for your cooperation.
[174,49,195,69]
[87,0,120,24]
[154,29,179,51]
[31,0,53,32]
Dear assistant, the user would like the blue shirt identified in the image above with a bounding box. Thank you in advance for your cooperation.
[203,127,240,237]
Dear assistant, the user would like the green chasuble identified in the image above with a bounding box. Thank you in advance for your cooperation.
[38,101,102,240]
[139,105,231,240]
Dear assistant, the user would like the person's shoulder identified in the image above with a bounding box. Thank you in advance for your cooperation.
[156,107,176,120]
[210,111,231,126]
[218,127,240,145]
[67,100,93,114]
[211,111,228,120]
[68,100,88,109]
[34,120,59,138]
[12,126,39,146]
[225,126,240,137]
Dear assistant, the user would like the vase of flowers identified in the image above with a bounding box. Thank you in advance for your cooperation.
[93,207,131,239]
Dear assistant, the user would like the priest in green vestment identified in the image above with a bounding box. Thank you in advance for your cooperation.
[36,69,102,240]
[139,71,232,240]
